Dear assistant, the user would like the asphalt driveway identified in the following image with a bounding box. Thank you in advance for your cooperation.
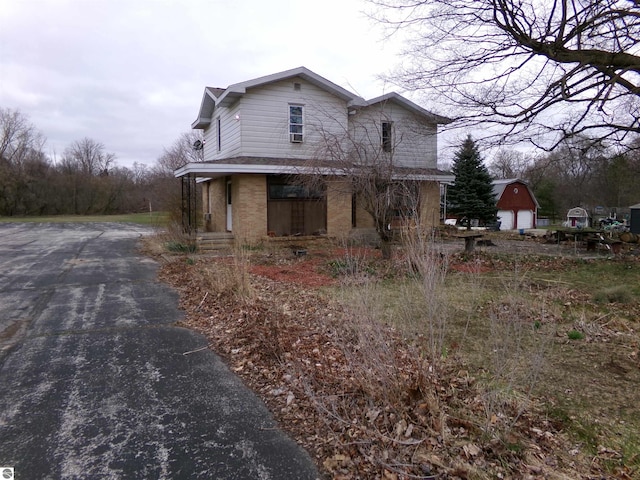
[0,222,319,479]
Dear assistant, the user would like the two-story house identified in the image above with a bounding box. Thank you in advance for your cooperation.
[174,67,454,244]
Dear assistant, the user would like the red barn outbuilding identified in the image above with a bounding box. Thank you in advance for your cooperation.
[492,179,539,231]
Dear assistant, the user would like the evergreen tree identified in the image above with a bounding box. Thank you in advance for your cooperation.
[447,135,497,229]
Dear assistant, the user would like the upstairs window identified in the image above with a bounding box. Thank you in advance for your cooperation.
[382,121,393,152]
[289,105,304,143]
[216,116,221,151]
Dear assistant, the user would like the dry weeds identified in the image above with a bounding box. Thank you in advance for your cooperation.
[150,233,640,479]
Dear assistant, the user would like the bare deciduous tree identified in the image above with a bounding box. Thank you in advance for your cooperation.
[0,107,46,165]
[305,109,434,259]
[0,108,49,215]
[522,135,607,214]
[152,131,204,219]
[63,137,116,176]
[488,149,532,180]
[371,0,640,149]
[0,109,208,216]
[156,131,204,175]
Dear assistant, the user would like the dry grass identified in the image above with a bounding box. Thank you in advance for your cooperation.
[154,233,640,479]
[139,221,195,256]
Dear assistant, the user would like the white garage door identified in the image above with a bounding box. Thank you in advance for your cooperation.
[517,210,534,229]
[498,210,513,230]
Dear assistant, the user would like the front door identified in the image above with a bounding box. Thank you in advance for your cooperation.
[226,180,232,231]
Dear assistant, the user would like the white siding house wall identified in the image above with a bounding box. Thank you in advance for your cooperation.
[202,126,216,161]
[239,78,349,159]
[203,102,242,161]
[349,103,438,169]
[202,77,350,162]
[198,75,440,169]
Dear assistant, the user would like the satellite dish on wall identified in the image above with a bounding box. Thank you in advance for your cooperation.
[193,140,203,150]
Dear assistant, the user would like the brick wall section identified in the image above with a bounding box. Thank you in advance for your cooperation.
[326,177,353,238]
[202,175,439,241]
[351,182,440,236]
[354,195,375,228]
[233,174,267,244]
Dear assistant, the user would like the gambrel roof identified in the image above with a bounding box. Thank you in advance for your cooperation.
[492,178,540,207]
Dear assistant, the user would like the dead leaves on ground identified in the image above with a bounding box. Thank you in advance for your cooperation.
[158,253,632,479]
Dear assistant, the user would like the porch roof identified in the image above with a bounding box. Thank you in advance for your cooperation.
[174,157,455,183]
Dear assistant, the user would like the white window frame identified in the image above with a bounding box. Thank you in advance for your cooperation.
[289,104,304,143]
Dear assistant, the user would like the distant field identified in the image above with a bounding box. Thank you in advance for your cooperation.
[0,212,171,226]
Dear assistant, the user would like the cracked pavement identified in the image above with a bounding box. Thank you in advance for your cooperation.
[0,222,319,479]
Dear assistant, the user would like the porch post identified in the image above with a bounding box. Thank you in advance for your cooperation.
[181,173,198,235]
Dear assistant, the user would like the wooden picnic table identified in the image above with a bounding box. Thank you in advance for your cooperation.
[453,232,484,253]
[551,228,623,254]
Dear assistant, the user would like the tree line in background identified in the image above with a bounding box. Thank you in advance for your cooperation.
[441,134,640,226]
[0,107,202,218]
[482,135,640,221]
[3,106,639,225]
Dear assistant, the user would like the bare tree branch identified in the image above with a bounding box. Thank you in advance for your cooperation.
[370,0,640,149]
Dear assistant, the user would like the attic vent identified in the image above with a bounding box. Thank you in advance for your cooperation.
[293,82,301,91]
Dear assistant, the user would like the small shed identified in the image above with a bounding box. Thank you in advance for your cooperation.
[564,207,590,228]
[630,203,640,234]
[492,179,539,230]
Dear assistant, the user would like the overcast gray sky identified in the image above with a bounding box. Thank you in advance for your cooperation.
[0,0,413,168]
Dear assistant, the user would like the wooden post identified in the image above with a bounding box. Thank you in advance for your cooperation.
[464,236,476,253]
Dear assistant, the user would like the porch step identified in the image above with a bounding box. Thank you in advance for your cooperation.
[196,232,234,251]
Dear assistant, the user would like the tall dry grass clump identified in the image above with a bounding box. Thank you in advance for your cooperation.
[401,227,450,365]
[192,244,253,302]
[141,221,196,255]
[327,229,452,406]
[481,267,553,434]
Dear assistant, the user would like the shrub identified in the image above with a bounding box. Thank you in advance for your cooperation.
[593,285,633,304]
[567,329,585,340]
[166,241,196,253]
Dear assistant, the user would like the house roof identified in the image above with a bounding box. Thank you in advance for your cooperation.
[492,178,540,208]
[192,67,367,128]
[361,92,453,125]
[191,67,451,128]
[174,157,455,183]
[205,87,226,98]
[218,66,364,106]
[567,207,589,218]
[492,178,520,199]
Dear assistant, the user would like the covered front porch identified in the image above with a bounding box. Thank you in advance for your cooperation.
[174,160,357,244]
[174,160,453,245]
